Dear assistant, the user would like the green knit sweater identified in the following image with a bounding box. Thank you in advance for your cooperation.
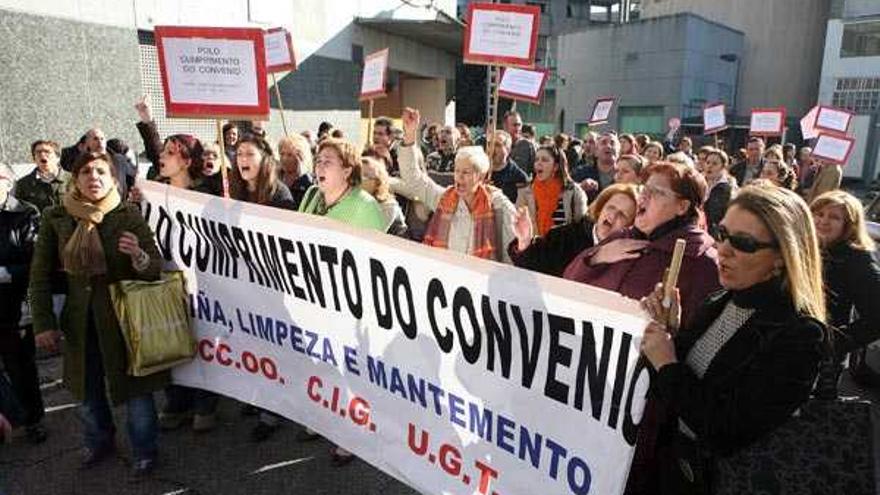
[298,185,387,232]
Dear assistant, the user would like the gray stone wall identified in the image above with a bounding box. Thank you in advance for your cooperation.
[0,9,141,165]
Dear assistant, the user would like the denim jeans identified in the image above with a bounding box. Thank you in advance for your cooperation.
[80,323,158,461]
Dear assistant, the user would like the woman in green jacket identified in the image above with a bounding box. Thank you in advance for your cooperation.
[299,138,386,231]
[298,138,386,465]
[31,151,165,477]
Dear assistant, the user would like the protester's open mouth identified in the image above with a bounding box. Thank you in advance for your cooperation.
[240,165,252,175]
[39,158,48,165]
[317,175,326,183]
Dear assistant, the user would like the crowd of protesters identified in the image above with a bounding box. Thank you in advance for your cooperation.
[1,97,879,494]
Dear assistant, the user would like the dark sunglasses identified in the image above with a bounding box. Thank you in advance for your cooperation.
[714,225,777,253]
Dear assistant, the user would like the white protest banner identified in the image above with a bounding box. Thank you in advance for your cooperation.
[140,181,650,495]
[155,26,269,119]
[497,67,549,104]
[801,106,820,140]
[264,27,296,73]
[589,97,616,125]
[749,107,786,136]
[463,3,541,68]
[360,48,389,101]
[812,133,855,165]
[815,105,853,136]
[703,103,727,134]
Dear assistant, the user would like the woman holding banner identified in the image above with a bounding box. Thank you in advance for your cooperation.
[811,190,880,362]
[397,108,517,263]
[297,137,386,464]
[230,135,296,209]
[509,183,639,277]
[514,145,587,237]
[639,185,826,494]
[30,152,165,478]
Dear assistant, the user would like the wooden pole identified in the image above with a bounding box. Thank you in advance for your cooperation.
[487,65,501,178]
[271,73,290,138]
[216,119,230,199]
[366,99,375,150]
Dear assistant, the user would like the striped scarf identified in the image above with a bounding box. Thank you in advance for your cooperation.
[423,185,496,260]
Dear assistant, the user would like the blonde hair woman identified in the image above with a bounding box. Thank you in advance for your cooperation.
[811,190,879,361]
[277,133,314,209]
[637,185,826,493]
[360,156,407,236]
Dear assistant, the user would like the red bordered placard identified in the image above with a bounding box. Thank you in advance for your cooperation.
[265,27,297,73]
[497,67,549,104]
[703,102,727,134]
[463,2,540,68]
[801,105,820,140]
[588,96,616,125]
[812,133,856,165]
[814,105,854,136]
[749,107,786,136]
[155,26,269,119]
[359,48,389,101]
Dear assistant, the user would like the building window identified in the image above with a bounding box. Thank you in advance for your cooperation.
[535,34,548,64]
[832,77,880,114]
[841,21,880,58]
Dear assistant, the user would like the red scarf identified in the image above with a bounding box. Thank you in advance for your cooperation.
[423,185,496,259]
[532,177,563,236]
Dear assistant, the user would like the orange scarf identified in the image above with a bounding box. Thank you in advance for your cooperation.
[533,177,563,236]
[423,185,496,259]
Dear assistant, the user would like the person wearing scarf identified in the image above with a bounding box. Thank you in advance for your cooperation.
[515,144,587,238]
[30,152,165,479]
[396,107,517,263]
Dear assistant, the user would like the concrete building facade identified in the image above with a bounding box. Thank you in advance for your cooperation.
[817,0,880,181]
[555,13,743,138]
[0,0,459,168]
[636,0,832,119]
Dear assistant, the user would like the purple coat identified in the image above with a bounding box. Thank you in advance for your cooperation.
[562,220,720,329]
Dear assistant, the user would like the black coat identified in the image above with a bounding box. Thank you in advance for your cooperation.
[0,197,39,332]
[508,217,596,277]
[729,158,764,187]
[823,241,880,357]
[650,278,825,494]
[704,180,734,239]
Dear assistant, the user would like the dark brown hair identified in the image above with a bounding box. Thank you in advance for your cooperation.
[30,140,60,158]
[643,161,708,220]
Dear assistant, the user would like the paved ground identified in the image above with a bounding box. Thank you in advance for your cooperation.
[3,353,879,495]
[0,354,421,495]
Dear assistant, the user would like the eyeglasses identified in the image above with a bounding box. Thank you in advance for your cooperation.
[714,225,777,253]
[642,183,679,200]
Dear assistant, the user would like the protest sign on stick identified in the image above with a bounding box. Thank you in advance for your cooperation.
[749,107,786,136]
[801,106,820,141]
[264,27,297,137]
[155,26,269,198]
[814,105,853,136]
[588,97,616,126]
[703,103,727,135]
[360,48,390,145]
[812,133,855,165]
[497,67,549,104]
[463,3,541,68]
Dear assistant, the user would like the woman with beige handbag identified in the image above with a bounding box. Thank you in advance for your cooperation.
[30,151,165,480]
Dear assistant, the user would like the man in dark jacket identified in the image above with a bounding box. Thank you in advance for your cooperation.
[488,130,528,203]
[730,137,765,186]
[0,168,46,443]
[59,134,87,172]
[13,140,71,214]
[504,111,536,175]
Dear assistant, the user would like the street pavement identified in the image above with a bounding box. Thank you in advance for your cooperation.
[0,354,421,495]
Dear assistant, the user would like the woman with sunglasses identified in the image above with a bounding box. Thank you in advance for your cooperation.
[562,161,720,495]
[638,184,826,494]
[514,145,588,238]
[810,190,880,363]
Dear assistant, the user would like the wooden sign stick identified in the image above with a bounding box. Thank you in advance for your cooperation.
[216,119,230,199]
[662,238,687,329]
